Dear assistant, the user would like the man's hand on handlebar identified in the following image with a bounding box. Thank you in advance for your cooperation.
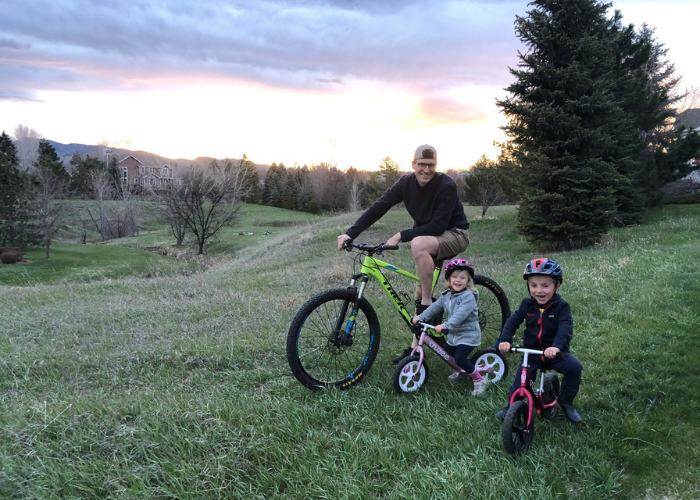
[498,342,511,354]
[337,234,352,251]
[385,232,401,247]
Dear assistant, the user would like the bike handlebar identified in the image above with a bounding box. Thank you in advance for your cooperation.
[343,240,399,254]
[509,345,562,359]
[509,346,545,356]
[416,321,449,335]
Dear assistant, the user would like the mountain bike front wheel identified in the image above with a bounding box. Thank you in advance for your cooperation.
[286,288,381,391]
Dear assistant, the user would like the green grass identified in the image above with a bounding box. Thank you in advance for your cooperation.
[1,204,699,499]
[0,242,204,286]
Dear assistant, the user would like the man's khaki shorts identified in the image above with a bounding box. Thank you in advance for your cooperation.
[435,227,470,260]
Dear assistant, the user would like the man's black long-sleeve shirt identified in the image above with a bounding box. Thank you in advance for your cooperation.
[345,172,469,242]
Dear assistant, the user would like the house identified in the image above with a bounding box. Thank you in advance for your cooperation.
[675,108,700,167]
[104,150,175,188]
[675,108,700,132]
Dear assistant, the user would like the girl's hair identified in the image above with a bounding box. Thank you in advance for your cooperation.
[445,269,477,292]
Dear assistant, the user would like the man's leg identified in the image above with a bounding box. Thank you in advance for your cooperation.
[410,235,440,306]
[390,236,439,365]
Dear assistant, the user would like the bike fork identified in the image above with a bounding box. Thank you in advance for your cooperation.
[335,279,369,335]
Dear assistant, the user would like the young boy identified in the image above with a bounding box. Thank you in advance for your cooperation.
[496,258,583,423]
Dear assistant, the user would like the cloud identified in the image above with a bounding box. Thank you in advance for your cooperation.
[396,97,490,129]
[0,0,525,101]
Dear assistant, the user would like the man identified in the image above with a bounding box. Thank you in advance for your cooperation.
[337,144,470,364]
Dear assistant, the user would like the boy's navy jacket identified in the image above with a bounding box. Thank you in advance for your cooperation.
[497,293,573,353]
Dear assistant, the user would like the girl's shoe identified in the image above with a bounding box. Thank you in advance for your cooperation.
[448,371,468,382]
[472,379,489,395]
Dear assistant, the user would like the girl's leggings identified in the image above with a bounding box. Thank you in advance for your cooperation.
[444,344,477,373]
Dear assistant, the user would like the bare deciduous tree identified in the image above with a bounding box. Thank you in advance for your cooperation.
[86,169,114,241]
[29,163,67,260]
[13,124,42,172]
[159,159,252,254]
[464,156,504,218]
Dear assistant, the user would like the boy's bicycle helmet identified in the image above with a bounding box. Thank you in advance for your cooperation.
[523,257,563,283]
[445,258,475,280]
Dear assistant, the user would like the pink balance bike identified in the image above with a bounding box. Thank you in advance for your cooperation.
[502,346,561,455]
[392,321,508,394]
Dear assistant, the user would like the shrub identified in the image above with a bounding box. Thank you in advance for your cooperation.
[0,247,23,264]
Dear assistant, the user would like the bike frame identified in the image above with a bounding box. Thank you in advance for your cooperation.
[412,323,462,373]
[508,348,558,427]
[408,322,499,376]
[349,253,442,328]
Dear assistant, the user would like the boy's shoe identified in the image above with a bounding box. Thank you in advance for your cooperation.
[390,347,413,365]
[495,406,509,420]
[472,379,489,395]
[448,371,468,382]
[559,403,582,424]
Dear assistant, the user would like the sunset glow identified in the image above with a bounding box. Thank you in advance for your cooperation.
[1,0,697,170]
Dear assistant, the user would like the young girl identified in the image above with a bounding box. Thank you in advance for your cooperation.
[411,258,487,395]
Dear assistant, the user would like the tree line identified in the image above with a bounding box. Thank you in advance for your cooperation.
[3,0,700,256]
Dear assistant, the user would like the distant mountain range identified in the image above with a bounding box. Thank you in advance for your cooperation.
[46,140,205,167]
[47,141,97,160]
[44,140,269,175]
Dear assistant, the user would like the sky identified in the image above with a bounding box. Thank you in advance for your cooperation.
[1,0,698,171]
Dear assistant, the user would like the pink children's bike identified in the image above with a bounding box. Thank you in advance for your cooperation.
[502,346,561,455]
[392,321,508,394]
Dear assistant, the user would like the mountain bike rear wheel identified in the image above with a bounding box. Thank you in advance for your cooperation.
[473,275,510,348]
[286,288,380,390]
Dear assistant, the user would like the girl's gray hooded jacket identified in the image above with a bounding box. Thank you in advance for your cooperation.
[418,288,481,347]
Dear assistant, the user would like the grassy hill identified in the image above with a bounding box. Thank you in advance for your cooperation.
[1,203,698,499]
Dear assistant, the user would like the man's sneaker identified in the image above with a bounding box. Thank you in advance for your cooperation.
[448,371,468,382]
[559,403,583,424]
[495,405,509,420]
[472,378,489,395]
[390,347,413,365]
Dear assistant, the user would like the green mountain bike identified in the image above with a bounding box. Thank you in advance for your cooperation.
[286,242,511,390]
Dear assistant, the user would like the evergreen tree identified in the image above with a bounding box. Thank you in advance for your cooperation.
[33,139,70,187]
[237,155,261,203]
[0,132,36,248]
[295,166,317,212]
[366,157,401,203]
[262,163,287,208]
[633,25,699,206]
[106,155,124,198]
[70,154,107,198]
[282,171,298,210]
[497,0,643,249]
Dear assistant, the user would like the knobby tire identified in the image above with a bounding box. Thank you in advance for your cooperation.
[286,288,380,391]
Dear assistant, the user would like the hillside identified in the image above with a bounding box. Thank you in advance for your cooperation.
[44,139,269,173]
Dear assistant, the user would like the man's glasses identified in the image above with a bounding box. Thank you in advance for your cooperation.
[415,162,436,169]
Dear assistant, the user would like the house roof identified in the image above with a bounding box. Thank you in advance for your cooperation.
[675,108,700,130]
[117,154,144,165]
